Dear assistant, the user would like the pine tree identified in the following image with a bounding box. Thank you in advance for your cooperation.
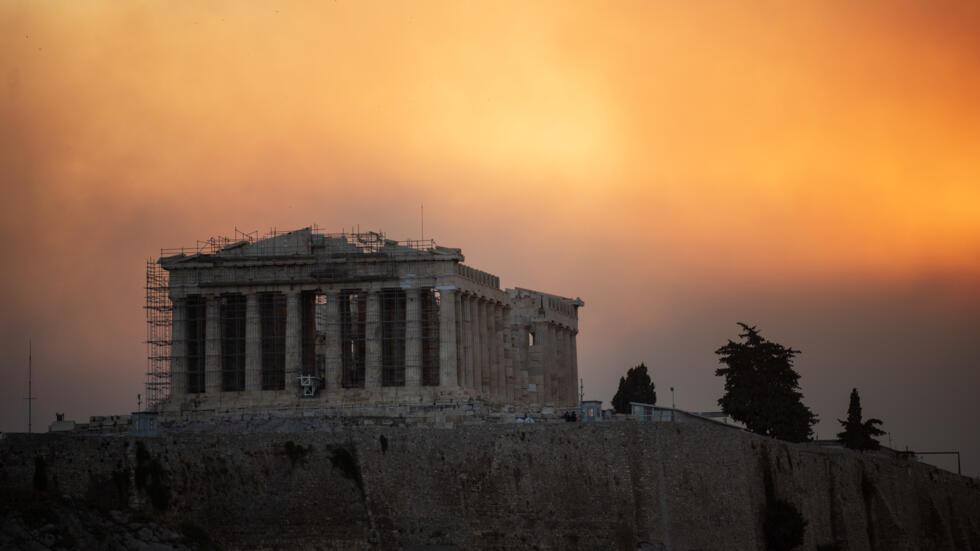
[611,363,657,414]
[715,323,817,442]
[837,388,885,450]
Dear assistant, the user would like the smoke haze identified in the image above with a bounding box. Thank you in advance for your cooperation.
[1,1,978,475]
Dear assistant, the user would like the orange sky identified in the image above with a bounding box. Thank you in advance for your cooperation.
[2,2,979,473]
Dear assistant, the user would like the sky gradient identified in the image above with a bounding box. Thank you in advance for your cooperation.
[2,2,978,475]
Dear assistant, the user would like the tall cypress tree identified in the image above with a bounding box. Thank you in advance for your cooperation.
[611,363,657,414]
[837,388,885,450]
[715,323,817,442]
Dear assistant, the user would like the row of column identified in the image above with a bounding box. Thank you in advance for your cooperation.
[455,293,579,406]
[168,286,579,405]
[537,322,579,406]
[170,286,459,396]
[457,292,516,403]
[170,292,292,396]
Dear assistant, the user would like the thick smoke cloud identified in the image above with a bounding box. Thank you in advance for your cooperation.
[1,2,978,475]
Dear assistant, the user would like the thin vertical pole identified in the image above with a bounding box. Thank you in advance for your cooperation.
[27,340,32,434]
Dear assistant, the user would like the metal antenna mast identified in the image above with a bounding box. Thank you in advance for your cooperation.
[25,339,36,434]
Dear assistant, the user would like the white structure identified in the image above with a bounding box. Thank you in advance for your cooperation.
[151,228,583,413]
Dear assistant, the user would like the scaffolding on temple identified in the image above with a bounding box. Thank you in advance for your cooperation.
[147,229,259,408]
[144,260,172,410]
[145,226,446,406]
[158,227,258,257]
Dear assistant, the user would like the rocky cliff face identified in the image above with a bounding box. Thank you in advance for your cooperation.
[2,422,978,550]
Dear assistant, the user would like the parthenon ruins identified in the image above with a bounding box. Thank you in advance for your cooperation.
[146,228,583,413]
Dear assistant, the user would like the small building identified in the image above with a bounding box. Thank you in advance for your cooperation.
[631,402,674,422]
[630,402,743,429]
[88,414,132,430]
[131,411,159,436]
[48,413,76,432]
[580,400,603,422]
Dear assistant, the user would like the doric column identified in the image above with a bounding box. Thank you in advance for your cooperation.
[471,297,482,396]
[517,323,530,404]
[365,289,381,388]
[495,304,507,403]
[552,325,562,405]
[285,290,301,394]
[455,292,463,387]
[205,294,221,394]
[570,329,579,406]
[557,327,568,405]
[540,322,550,403]
[170,297,187,396]
[478,298,489,397]
[548,323,559,404]
[245,292,261,391]
[565,328,574,405]
[487,300,498,401]
[502,312,513,404]
[483,300,497,394]
[561,327,571,405]
[529,321,546,404]
[554,324,563,404]
[436,285,458,389]
[568,329,575,405]
[462,294,474,392]
[325,290,341,391]
[405,287,422,387]
[536,322,548,403]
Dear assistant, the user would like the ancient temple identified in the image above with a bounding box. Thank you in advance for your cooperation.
[150,228,582,413]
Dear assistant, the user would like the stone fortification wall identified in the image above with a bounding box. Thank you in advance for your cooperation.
[2,422,978,550]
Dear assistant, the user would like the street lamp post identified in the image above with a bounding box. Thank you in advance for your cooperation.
[670,387,675,410]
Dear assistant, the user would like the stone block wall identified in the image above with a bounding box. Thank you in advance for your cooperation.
[2,422,978,550]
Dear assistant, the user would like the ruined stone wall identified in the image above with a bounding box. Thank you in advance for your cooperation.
[2,422,978,550]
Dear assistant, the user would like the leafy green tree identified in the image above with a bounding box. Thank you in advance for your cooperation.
[715,323,817,442]
[837,388,885,450]
[611,363,657,414]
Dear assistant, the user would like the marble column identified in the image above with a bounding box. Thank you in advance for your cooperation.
[506,308,516,404]
[549,324,559,404]
[285,290,301,394]
[405,287,422,387]
[502,316,513,404]
[570,329,579,405]
[472,297,483,396]
[455,292,463,387]
[487,300,498,401]
[557,327,568,405]
[495,304,507,404]
[530,321,546,404]
[245,292,261,391]
[436,285,458,389]
[205,294,221,394]
[365,289,381,388]
[478,298,489,397]
[325,290,341,391]
[557,325,565,403]
[538,322,550,403]
[462,294,474,392]
[554,324,563,404]
[518,324,530,404]
[170,297,187,396]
